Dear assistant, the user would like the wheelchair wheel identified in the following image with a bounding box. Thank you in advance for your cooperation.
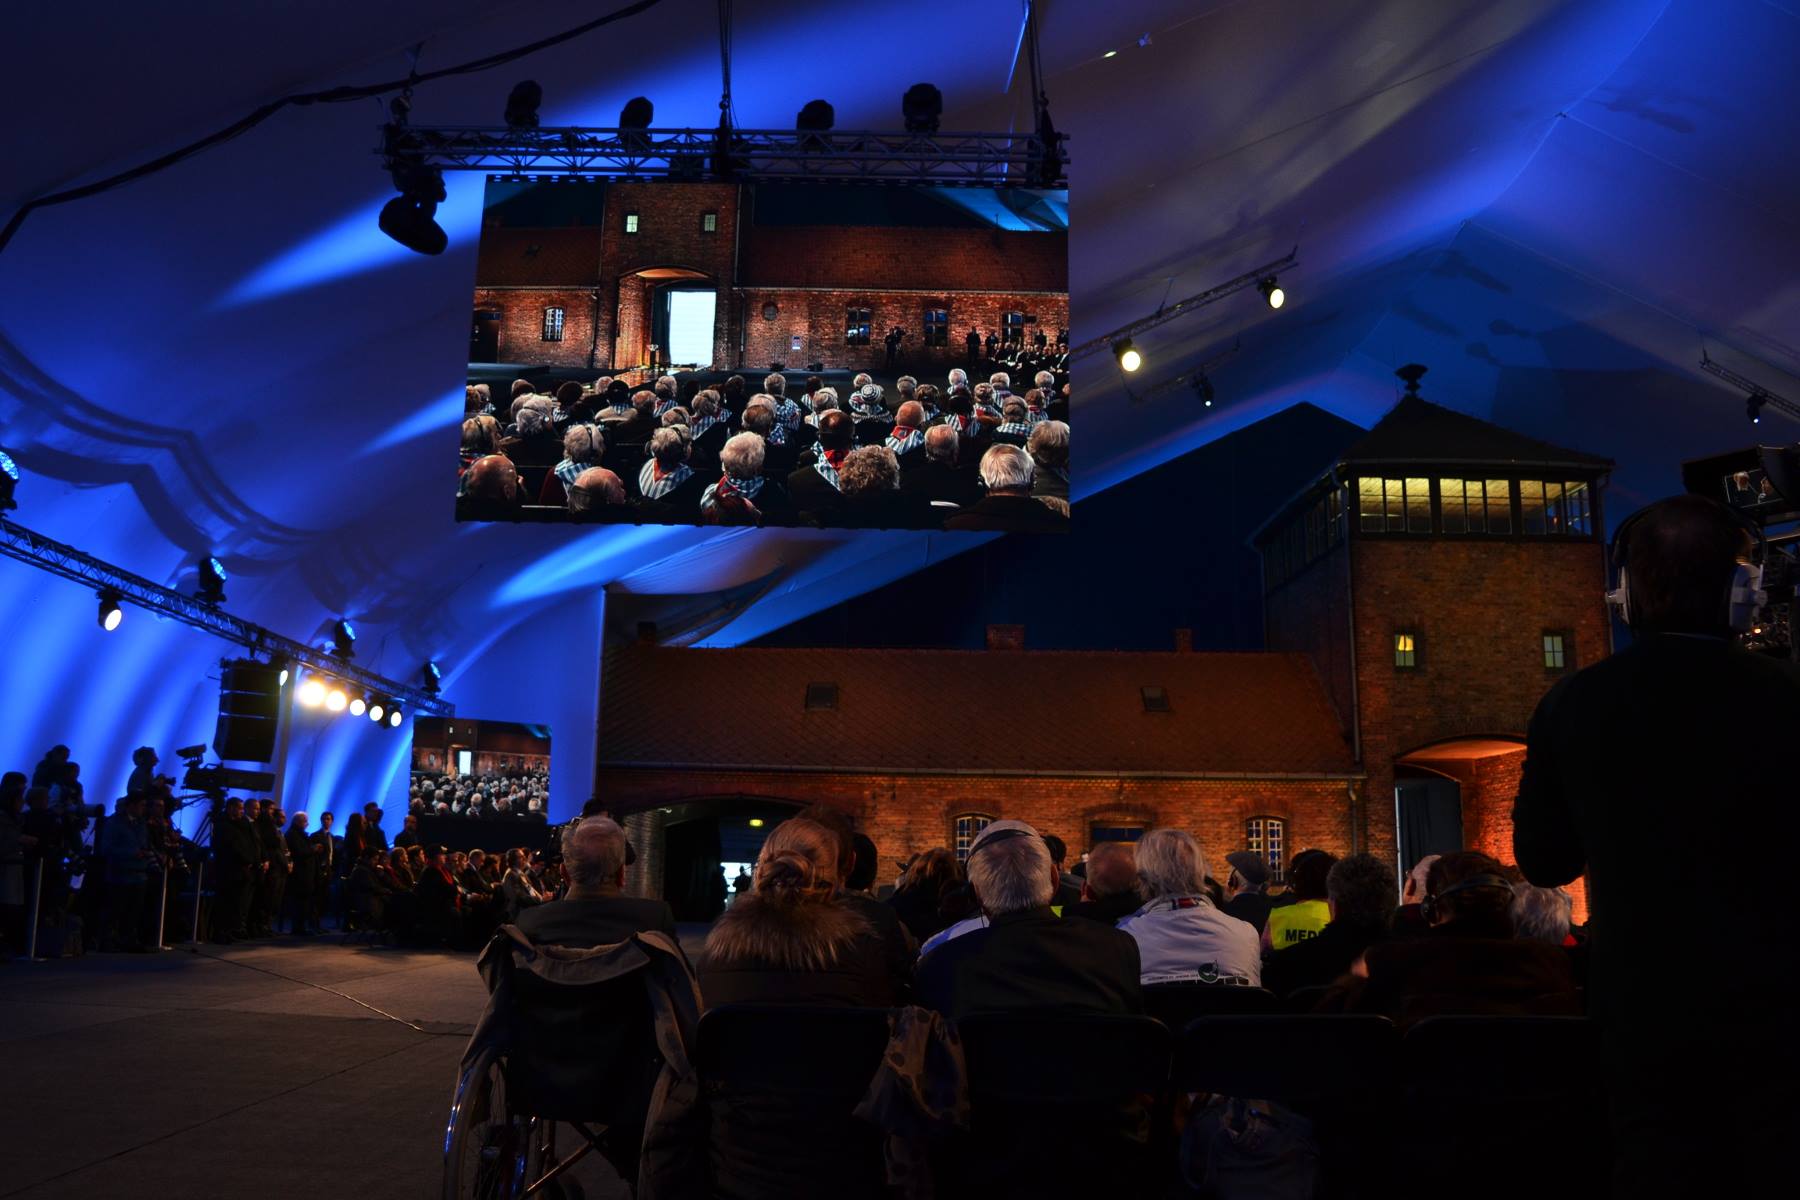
[444,1046,541,1199]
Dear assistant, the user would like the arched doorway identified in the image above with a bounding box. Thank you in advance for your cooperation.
[1393,737,1526,877]
[616,267,715,370]
[659,795,803,921]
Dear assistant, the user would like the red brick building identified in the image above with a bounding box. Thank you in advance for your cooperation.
[596,381,1611,916]
[470,180,1068,372]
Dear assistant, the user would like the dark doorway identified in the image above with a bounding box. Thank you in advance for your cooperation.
[1395,771,1463,877]
[660,796,801,921]
[470,309,501,363]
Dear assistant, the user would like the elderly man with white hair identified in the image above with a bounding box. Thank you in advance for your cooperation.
[638,426,707,510]
[1028,419,1070,503]
[568,466,628,517]
[1116,828,1262,986]
[701,431,790,524]
[945,443,1069,533]
[916,820,1142,1019]
[900,424,985,509]
[512,817,677,948]
[762,372,803,431]
[651,374,680,417]
[545,422,605,504]
[741,397,799,479]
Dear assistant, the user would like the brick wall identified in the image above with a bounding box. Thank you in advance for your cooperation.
[473,286,597,368]
[740,226,1067,293]
[595,766,1357,896]
[1264,543,1355,738]
[737,288,1069,373]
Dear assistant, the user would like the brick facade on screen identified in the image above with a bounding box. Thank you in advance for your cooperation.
[474,182,1067,372]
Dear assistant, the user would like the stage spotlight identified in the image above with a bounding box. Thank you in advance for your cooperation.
[388,708,404,729]
[1259,276,1286,309]
[902,83,942,133]
[796,99,835,132]
[1749,396,1763,424]
[1192,372,1216,408]
[379,161,448,256]
[97,589,124,632]
[276,661,291,687]
[349,695,367,717]
[422,661,443,695]
[504,80,542,128]
[332,619,357,659]
[325,685,348,713]
[1113,338,1142,373]
[368,700,386,724]
[298,678,326,708]
[196,556,228,605]
[0,448,18,511]
[619,96,654,129]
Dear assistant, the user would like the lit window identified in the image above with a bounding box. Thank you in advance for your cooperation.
[1519,480,1593,536]
[1395,631,1419,669]
[845,307,872,346]
[1246,816,1287,884]
[701,211,718,233]
[624,212,639,234]
[1485,479,1514,533]
[953,813,995,862]
[1359,477,1429,533]
[541,307,564,342]
[1543,632,1570,671]
[923,308,949,347]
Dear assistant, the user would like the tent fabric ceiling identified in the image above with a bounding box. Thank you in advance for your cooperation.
[1,0,1795,824]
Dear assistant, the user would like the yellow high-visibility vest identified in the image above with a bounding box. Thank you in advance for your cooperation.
[1266,899,1330,950]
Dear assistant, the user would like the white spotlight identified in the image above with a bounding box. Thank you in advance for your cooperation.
[298,679,326,708]
[388,708,403,728]
[369,702,385,723]
[349,696,367,717]
[325,687,348,713]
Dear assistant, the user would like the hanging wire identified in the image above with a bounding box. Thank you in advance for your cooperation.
[0,0,667,259]
[717,0,737,129]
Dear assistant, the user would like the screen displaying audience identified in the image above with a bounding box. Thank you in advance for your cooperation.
[410,717,551,820]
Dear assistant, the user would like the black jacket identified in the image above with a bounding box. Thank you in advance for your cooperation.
[900,460,985,509]
[916,907,1143,1020]
[1323,920,1578,1028]
[1261,919,1383,997]
[1064,891,1142,925]
[1223,890,1274,934]
[513,894,679,949]
[214,816,260,875]
[818,489,941,531]
[944,493,1070,534]
[698,896,897,1010]
[785,462,845,522]
[1513,634,1800,1024]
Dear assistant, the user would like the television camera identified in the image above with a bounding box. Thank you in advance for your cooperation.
[1682,443,1800,659]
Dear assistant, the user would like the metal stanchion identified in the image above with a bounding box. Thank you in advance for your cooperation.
[24,858,46,962]
[188,859,204,945]
[155,867,171,951]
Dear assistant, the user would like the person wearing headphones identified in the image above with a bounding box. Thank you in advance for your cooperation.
[1512,493,1800,1196]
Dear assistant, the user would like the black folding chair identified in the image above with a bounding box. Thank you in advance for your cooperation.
[944,1013,1173,1197]
[1175,1015,1401,1196]
[694,1005,894,1200]
[1142,982,1277,1029]
[1399,1016,1608,1196]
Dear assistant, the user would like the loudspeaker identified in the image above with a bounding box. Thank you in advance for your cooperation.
[213,662,282,762]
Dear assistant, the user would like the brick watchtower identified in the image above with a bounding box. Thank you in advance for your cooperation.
[1254,365,1613,897]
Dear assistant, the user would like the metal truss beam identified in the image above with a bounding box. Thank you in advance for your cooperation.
[1700,353,1800,421]
[1071,250,1299,363]
[388,125,1066,187]
[0,518,452,716]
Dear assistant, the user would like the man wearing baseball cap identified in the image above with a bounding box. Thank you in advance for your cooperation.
[1222,849,1274,934]
[916,820,1142,1020]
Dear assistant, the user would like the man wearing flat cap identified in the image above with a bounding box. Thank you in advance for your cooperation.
[1222,850,1274,934]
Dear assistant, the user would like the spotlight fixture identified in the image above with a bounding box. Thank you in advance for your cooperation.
[503,80,542,128]
[901,83,942,133]
[196,556,228,605]
[1749,396,1763,425]
[1102,49,1118,58]
[378,160,448,256]
[325,686,348,713]
[0,447,18,511]
[618,96,654,154]
[275,660,291,687]
[368,699,386,724]
[748,818,765,829]
[796,99,835,132]
[297,678,327,708]
[1192,372,1216,408]
[422,661,443,695]
[1113,338,1142,373]
[1259,276,1286,309]
[331,619,357,660]
[349,695,367,718]
[388,707,404,729]
[97,589,124,632]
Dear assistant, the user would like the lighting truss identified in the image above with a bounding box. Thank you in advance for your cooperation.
[385,125,1067,187]
[0,517,452,716]
[1071,249,1299,364]
[1700,353,1799,421]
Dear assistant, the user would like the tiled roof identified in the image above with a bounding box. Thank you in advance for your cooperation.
[1340,396,1613,470]
[474,227,601,286]
[598,643,1356,776]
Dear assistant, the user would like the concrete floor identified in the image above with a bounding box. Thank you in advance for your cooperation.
[0,929,708,1199]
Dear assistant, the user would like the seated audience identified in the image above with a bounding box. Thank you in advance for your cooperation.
[900,425,985,510]
[542,422,605,505]
[916,821,1142,1018]
[501,848,548,920]
[741,399,799,473]
[513,818,677,948]
[886,847,966,943]
[1064,840,1141,924]
[637,426,707,510]
[460,415,503,476]
[992,398,1034,446]
[796,805,917,994]
[1116,829,1261,985]
[945,445,1070,533]
[1392,853,1439,937]
[850,384,891,446]
[457,454,523,521]
[1264,849,1337,952]
[1510,880,1574,945]
[413,844,464,944]
[604,389,657,444]
[823,445,934,529]
[1321,851,1578,1026]
[701,432,789,525]
[1221,850,1275,933]
[1261,853,1394,997]
[883,400,928,468]
[786,409,854,521]
[1028,420,1070,503]
[688,390,732,470]
[1042,834,1083,908]
[568,467,629,518]
[699,816,894,1008]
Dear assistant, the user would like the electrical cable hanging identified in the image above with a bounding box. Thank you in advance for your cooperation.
[0,0,668,258]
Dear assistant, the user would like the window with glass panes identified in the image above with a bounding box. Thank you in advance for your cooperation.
[1003,312,1027,343]
[1246,817,1286,883]
[542,307,564,341]
[1358,477,1430,533]
[845,307,872,346]
[701,211,718,232]
[1394,630,1419,669]
[923,308,949,347]
[1520,480,1593,536]
[1439,478,1514,534]
[1543,631,1570,671]
[953,813,994,862]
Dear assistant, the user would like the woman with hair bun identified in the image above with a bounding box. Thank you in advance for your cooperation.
[698,816,893,1009]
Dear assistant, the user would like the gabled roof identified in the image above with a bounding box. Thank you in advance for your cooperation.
[1339,395,1614,472]
[597,643,1357,777]
[474,227,601,287]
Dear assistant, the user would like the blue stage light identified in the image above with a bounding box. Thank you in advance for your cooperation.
[197,556,228,605]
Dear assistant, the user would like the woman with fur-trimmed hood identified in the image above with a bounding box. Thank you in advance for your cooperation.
[699,816,895,1009]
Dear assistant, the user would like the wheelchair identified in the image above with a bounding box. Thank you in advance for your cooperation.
[442,935,668,1200]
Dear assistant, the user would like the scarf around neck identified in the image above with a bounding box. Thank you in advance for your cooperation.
[813,446,851,490]
[885,425,924,456]
[639,458,694,500]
